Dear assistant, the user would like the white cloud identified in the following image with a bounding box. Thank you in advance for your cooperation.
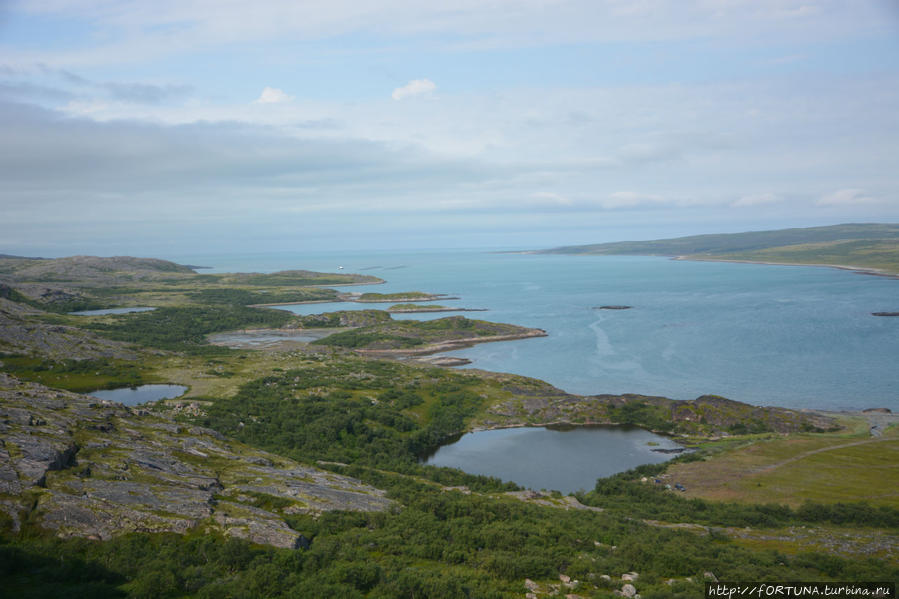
[601,191,669,209]
[392,79,436,101]
[732,192,780,207]
[816,188,880,206]
[255,86,292,104]
[6,1,892,69]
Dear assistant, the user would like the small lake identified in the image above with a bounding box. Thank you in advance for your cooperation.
[424,425,685,494]
[87,384,187,406]
[70,307,156,316]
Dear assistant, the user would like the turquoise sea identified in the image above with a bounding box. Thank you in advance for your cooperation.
[173,249,899,412]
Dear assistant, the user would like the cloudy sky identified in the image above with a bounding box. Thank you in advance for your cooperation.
[1,0,898,256]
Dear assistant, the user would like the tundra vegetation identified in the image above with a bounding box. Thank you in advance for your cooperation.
[538,223,899,275]
[0,255,896,598]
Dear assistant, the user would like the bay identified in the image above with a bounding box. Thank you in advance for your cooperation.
[172,249,899,411]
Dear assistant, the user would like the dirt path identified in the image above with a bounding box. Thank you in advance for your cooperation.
[750,437,896,475]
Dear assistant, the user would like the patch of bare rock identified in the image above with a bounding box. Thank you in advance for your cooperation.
[0,374,391,548]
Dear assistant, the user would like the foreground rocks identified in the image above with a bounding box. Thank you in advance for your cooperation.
[0,374,391,548]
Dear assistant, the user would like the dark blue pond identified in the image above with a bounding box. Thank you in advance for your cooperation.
[425,425,684,494]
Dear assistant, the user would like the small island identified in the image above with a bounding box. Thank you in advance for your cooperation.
[340,291,458,303]
[386,303,487,313]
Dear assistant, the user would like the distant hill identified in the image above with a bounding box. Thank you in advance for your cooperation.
[536,223,899,275]
[538,223,899,255]
[0,255,198,282]
[0,253,46,260]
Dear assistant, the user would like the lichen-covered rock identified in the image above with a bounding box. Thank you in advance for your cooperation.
[0,300,138,360]
[0,374,392,548]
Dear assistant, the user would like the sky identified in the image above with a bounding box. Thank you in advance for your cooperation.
[1,0,898,256]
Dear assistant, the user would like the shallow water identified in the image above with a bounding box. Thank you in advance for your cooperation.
[87,384,187,406]
[424,425,684,493]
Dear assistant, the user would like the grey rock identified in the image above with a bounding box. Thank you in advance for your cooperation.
[0,374,392,548]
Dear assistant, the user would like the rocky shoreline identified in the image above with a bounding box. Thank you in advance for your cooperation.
[386,307,487,313]
[356,328,548,357]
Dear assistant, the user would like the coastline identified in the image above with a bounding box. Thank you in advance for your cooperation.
[347,295,459,303]
[355,328,547,357]
[671,256,899,279]
[249,299,341,307]
[387,307,487,313]
[248,294,463,308]
[302,280,385,288]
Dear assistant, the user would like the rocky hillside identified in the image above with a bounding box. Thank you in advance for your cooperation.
[0,255,197,284]
[0,297,138,360]
[0,374,392,549]
[479,375,836,436]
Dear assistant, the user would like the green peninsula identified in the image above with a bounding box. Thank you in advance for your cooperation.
[387,303,486,313]
[537,223,899,275]
[342,291,454,303]
[310,314,546,353]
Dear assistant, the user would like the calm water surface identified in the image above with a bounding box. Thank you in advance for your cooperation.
[88,384,187,406]
[172,249,899,411]
[425,426,684,493]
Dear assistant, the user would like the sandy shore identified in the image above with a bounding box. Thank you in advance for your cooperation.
[356,329,548,357]
[673,256,899,279]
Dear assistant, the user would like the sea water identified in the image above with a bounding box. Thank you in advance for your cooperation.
[171,249,899,412]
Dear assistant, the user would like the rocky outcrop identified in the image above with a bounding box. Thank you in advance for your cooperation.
[475,374,836,436]
[0,374,392,547]
[0,301,138,360]
[286,309,393,329]
[668,395,836,433]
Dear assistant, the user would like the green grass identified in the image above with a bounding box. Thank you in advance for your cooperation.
[86,305,292,351]
[188,287,337,305]
[0,354,149,392]
[715,239,899,274]
[539,223,899,256]
[666,431,899,508]
[387,304,451,311]
[358,291,435,301]
[222,270,381,287]
[311,316,528,350]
